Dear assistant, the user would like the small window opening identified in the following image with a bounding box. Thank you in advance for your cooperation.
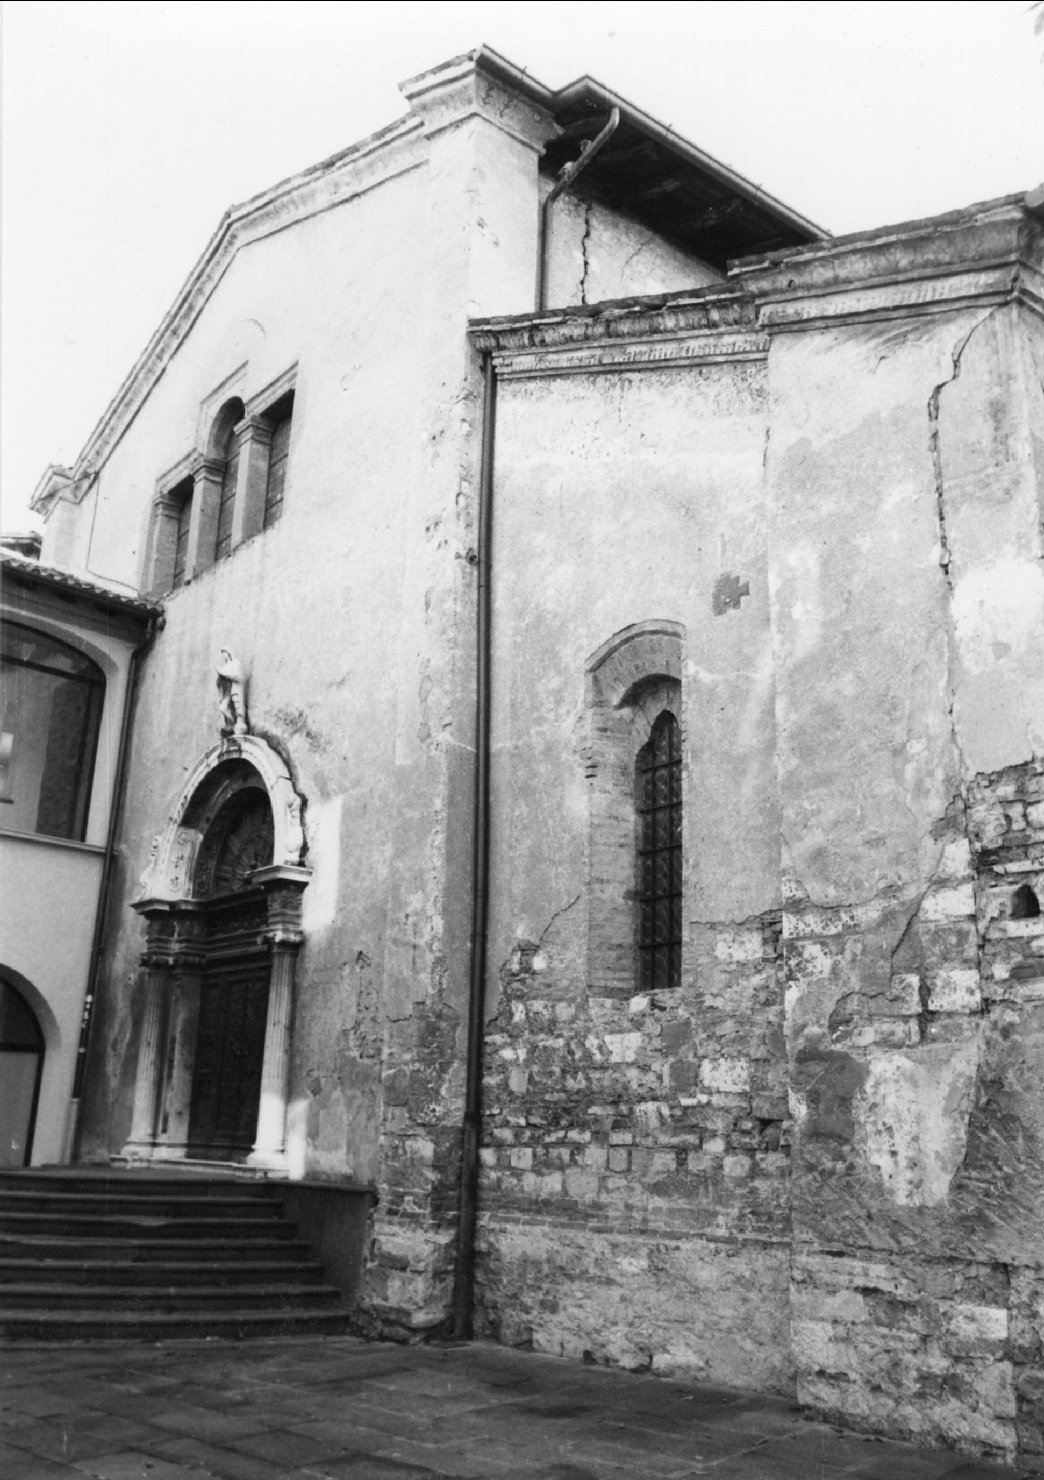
[263,391,294,530]
[635,710,682,990]
[170,477,194,590]
[214,425,241,562]
[1011,883,1041,920]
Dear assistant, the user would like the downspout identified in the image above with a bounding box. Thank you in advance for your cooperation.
[452,352,496,1339]
[536,106,620,312]
[69,611,159,1160]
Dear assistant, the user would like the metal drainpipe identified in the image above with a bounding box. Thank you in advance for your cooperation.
[536,107,620,312]
[69,612,159,1160]
[452,353,496,1340]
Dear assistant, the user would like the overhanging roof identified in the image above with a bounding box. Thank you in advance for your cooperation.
[1,550,161,621]
[475,48,826,268]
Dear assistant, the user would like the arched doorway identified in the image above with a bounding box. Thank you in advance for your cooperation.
[0,975,45,1167]
[188,781,275,1159]
[126,735,309,1170]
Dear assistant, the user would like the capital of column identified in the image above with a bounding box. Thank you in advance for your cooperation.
[234,415,274,450]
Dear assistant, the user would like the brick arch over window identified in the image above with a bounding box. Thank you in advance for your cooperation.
[585,621,684,998]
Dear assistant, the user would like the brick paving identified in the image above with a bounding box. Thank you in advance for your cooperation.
[0,1336,1018,1479]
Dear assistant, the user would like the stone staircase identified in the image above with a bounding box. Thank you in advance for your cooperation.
[0,1168,356,1340]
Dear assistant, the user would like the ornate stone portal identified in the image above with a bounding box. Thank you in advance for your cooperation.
[125,733,309,1171]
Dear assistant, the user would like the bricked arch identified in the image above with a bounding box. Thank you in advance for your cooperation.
[585,621,685,997]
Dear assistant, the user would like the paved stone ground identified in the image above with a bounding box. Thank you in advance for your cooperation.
[0,1335,1019,1479]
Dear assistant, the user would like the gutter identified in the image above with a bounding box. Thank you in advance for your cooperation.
[536,107,620,311]
[69,611,160,1159]
[452,353,496,1339]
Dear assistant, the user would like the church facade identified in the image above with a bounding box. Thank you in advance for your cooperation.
[5,48,1043,1470]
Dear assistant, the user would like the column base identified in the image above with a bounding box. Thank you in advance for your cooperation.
[120,1139,158,1161]
[246,1146,289,1173]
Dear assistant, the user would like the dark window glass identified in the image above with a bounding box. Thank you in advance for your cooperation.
[635,711,682,991]
[263,394,293,530]
[0,622,105,841]
[170,478,193,589]
[0,978,45,1167]
[215,431,240,562]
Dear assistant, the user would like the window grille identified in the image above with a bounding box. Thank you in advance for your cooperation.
[635,710,682,990]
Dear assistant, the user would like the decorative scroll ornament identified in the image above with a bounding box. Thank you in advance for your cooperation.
[217,648,249,737]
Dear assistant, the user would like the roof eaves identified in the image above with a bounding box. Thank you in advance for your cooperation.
[1,551,163,619]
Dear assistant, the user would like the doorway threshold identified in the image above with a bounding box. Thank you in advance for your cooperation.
[109,1155,289,1181]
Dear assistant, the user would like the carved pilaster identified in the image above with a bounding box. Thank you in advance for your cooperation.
[186,454,224,578]
[147,490,183,598]
[231,416,274,547]
[123,956,172,1158]
[247,865,311,1170]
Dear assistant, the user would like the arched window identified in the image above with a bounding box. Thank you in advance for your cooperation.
[211,399,245,564]
[0,622,105,840]
[635,711,682,991]
[0,975,45,1167]
[585,622,685,997]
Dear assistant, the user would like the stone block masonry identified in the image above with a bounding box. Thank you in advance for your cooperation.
[785,763,1044,1470]
[475,911,794,1393]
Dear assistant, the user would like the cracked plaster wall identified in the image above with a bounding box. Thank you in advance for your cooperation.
[767,303,1044,1466]
[545,190,722,308]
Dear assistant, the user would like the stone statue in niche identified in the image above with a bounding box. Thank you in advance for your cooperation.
[216,649,249,737]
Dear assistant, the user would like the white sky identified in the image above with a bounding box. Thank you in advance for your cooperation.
[2,0,1041,532]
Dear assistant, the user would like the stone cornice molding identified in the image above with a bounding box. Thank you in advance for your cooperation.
[29,464,90,517]
[732,196,1043,330]
[400,52,558,152]
[471,289,763,378]
[469,197,1044,377]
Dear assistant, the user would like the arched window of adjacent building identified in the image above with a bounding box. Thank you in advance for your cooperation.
[585,621,685,997]
[211,398,245,564]
[0,622,105,840]
[0,974,45,1167]
[635,710,682,991]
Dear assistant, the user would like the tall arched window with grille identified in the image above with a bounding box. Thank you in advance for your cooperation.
[635,711,682,991]
[585,622,685,998]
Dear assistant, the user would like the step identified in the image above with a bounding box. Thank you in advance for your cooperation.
[0,1233,315,1263]
[0,1212,296,1240]
[0,1189,282,1219]
[0,1171,274,1198]
[0,1282,341,1311]
[0,1306,358,1341]
[0,1257,326,1287]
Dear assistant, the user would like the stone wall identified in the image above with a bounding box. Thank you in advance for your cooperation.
[475,913,792,1391]
[471,200,1044,1470]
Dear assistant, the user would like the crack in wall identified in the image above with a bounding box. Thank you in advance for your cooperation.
[928,310,998,784]
[579,203,593,307]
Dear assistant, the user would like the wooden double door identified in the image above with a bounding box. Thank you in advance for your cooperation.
[187,957,269,1160]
